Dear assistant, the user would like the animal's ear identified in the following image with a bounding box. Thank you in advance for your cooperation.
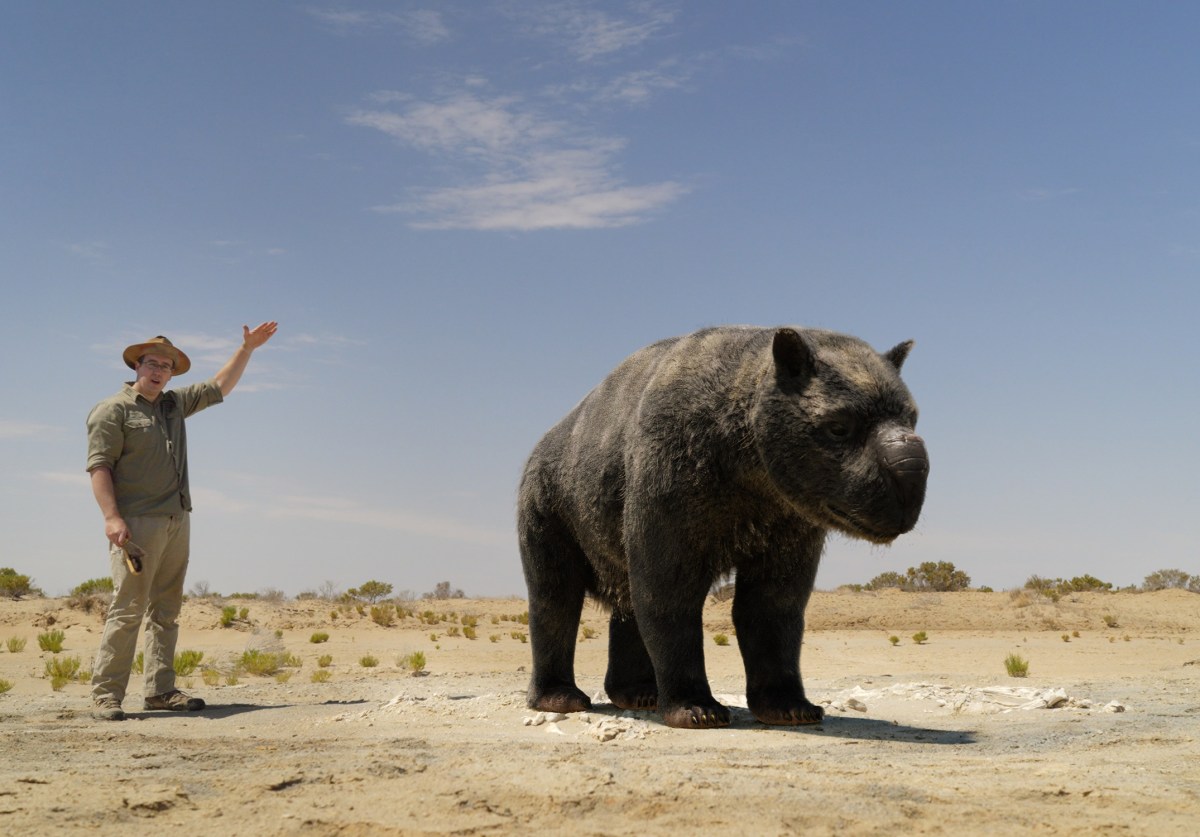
[772,328,815,378]
[884,340,914,371]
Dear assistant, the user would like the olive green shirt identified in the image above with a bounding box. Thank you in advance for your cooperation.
[86,380,224,517]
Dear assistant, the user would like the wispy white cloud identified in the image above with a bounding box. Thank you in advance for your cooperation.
[66,240,112,262]
[594,61,689,105]
[306,7,451,43]
[38,471,88,486]
[1020,187,1081,202]
[515,1,678,61]
[349,92,686,229]
[1,421,57,440]
[266,493,511,547]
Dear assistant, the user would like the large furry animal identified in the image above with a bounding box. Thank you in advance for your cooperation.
[518,326,929,728]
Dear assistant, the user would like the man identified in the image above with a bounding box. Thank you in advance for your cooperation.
[85,322,278,721]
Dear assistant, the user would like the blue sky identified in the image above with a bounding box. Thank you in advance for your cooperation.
[3,2,1197,598]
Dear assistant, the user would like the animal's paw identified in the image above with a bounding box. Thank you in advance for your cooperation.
[606,681,658,712]
[749,696,824,726]
[528,685,592,714]
[662,700,731,729]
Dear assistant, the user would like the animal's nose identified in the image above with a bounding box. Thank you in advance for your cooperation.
[881,433,929,531]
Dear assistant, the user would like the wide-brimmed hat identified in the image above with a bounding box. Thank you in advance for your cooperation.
[122,336,191,375]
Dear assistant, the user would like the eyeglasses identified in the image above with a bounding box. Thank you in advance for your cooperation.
[140,360,175,374]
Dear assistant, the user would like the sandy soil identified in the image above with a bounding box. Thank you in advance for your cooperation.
[1,589,1198,835]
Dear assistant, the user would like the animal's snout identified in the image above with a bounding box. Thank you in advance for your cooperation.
[881,432,929,531]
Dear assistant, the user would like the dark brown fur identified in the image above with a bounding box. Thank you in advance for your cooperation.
[518,326,928,728]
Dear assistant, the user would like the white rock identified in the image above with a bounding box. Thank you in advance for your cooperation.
[845,698,868,712]
[1104,700,1126,713]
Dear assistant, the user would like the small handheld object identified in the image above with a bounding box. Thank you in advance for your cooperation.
[113,540,145,575]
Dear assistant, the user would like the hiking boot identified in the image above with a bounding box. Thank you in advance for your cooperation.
[92,696,126,721]
[143,689,205,712]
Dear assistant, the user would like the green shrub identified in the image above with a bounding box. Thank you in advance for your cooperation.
[0,568,38,599]
[0,678,13,694]
[201,668,221,687]
[511,631,528,643]
[398,651,426,673]
[1004,653,1029,678]
[220,606,238,628]
[174,650,205,676]
[463,626,477,640]
[6,637,27,653]
[37,630,65,653]
[911,631,928,645]
[240,650,282,676]
[317,654,333,668]
[71,577,114,596]
[45,655,81,690]
[712,633,730,646]
[359,655,379,668]
[370,605,396,627]
[133,651,144,674]
[311,669,332,683]
[889,635,900,646]
[1142,568,1198,592]
[310,632,330,644]
[349,580,393,603]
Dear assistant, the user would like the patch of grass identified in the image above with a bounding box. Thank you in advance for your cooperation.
[275,671,293,684]
[1004,653,1029,678]
[489,634,501,643]
[6,636,27,653]
[317,654,333,668]
[359,655,379,668]
[133,651,144,674]
[174,650,205,676]
[580,626,598,641]
[1102,614,1119,628]
[712,633,730,646]
[220,605,238,628]
[310,632,330,644]
[398,651,426,674]
[37,630,66,653]
[1072,630,1080,638]
[445,626,461,637]
[463,626,477,640]
[889,635,900,646]
[201,667,221,687]
[1061,634,1071,643]
[911,631,928,645]
[511,631,528,643]
[0,678,13,694]
[45,655,82,690]
[311,669,332,683]
[370,605,396,627]
[240,650,282,676]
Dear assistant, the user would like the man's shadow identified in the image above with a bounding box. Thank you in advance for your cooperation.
[126,699,369,722]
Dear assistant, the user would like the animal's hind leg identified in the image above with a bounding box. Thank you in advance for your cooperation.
[519,508,592,714]
[604,611,658,711]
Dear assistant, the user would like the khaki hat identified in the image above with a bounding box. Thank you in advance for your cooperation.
[122,336,191,376]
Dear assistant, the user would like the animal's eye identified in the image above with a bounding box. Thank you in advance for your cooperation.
[826,421,853,440]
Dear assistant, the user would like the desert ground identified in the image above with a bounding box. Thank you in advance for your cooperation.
[1,588,1197,835]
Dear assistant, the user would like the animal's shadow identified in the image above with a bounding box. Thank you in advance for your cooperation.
[587,702,976,745]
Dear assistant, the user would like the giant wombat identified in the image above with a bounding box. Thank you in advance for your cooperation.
[518,326,929,728]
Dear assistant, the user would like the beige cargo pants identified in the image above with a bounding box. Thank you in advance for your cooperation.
[91,513,190,703]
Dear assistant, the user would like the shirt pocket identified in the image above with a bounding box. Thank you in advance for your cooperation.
[124,416,153,431]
